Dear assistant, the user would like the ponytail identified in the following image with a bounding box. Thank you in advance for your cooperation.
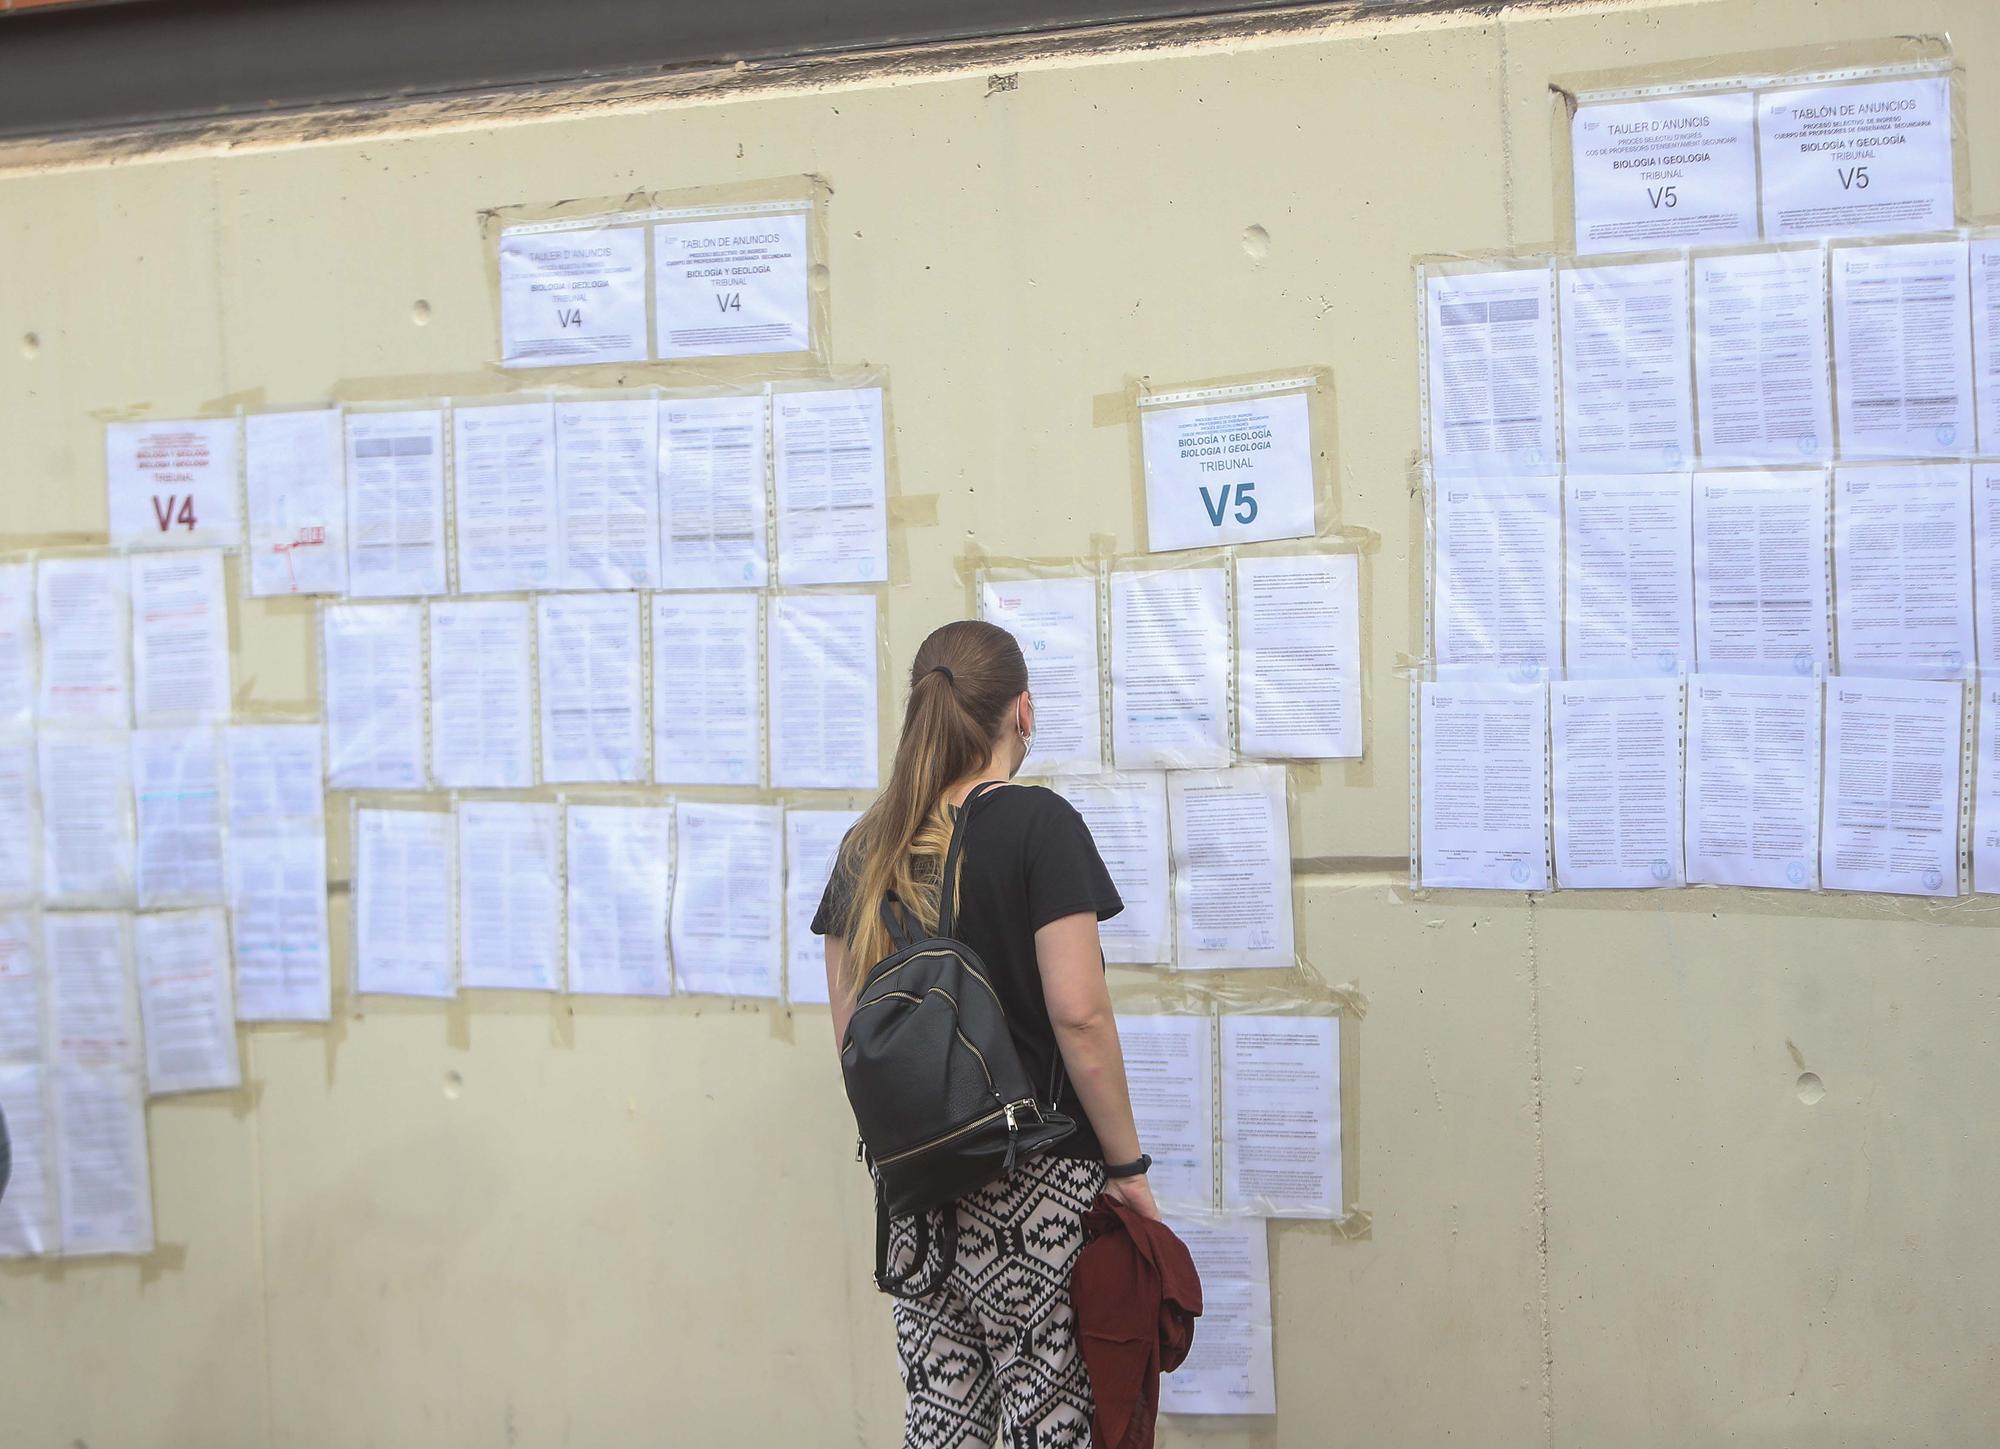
[838,620,1029,997]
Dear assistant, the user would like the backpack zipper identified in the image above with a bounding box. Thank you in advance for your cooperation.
[875,1097,1038,1169]
[849,988,996,1095]
[861,949,1005,1009]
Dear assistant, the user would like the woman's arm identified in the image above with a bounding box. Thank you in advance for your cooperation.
[824,936,853,1047]
[1036,911,1160,1219]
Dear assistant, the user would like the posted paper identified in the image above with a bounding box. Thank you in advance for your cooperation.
[1159,1217,1276,1417]
[322,602,426,790]
[658,393,771,590]
[39,731,134,906]
[37,555,130,725]
[345,409,447,597]
[54,1064,153,1256]
[1558,259,1694,472]
[130,548,230,725]
[654,208,811,360]
[557,399,661,590]
[1116,1013,1215,1213]
[1684,674,1821,889]
[134,907,239,1095]
[785,807,861,1006]
[1570,91,1758,255]
[499,223,649,368]
[1692,247,1833,467]
[452,401,560,594]
[1831,240,1973,459]
[0,740,36,904]
[537,593,645,784]
[1974,685,2000,895]
[1109,567,1230,770]
[768,593,879,791]
[671,802,783,999]
[429,600,536,789]
[1168,766,1295,969]
[0,1064,54,1256]
[1432,474,1561,681]
[652,592,763,787]
[1820,677,1963,896]
[131,726,225,908]
[457,802,562,992]
[354,808,455,998]
[1139,388,1315,551]
[1692,470,1830,676]
[1235,553,1361,759]
[0,561,31,728]
[225,724,330,1022]
[979,575,1104,776]
[566,804,673,998]
[1219,1013,1340,1218]
[1974,239,2000,455]
[45,910,139,1069]
[1758,76,1955,241]
[1832,463,1973,678]
[105,416,241,550]
[1551,678,1684,889]
[1052,773,1171,966]
[245,409,348,596]
[1563,473,1694,678]
[1417,680,1551,891]
[772,387,889,586]
[1423,264,1559,479]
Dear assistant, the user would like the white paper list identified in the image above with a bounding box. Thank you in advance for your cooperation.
[54,1063,153,1256]
[499,223,649,368]
[537,593,645,784]
[785,807,861,1006]
[1833,463,1974,678]
[0,909,40,1065]
[1110,567,1230,769]
[980,575,1104,776]
[557,399,661,590]
[457,802,561,992]
[39,731,135,906]
[567,805,673,998]
[37,555,131,725]
[1116,1013,1215,1213]
[1559,259,1694,472]
[131,726,225,908]
[45,909,139,1069]
[1975,686,2000,895]
[1052,774,1171,966]
[1220,1013,1340,1218]
[322,602,425,790]
[1692,247,1833,468]
[654,208,811,360]
[768,593,879,791]
[0,560,33,727]
[1692,470,1830,676]
[652,593,763,787]
[773,387,889,586]
[354,808,456,999]
[225,724,330,1022]
[658,393,771,590]
[671,802,783,999]
[1158,1216,1276,1417]
[104,416,241,551]
[246,409,348,597]
[1138,389,1316,551]
[1831,240,1974,460]
[1168,766,1294,969]
[134,907,240,1096]
[1564,473,1694,678]
[1423,264,1559,478]
[345,409,447,597]
[1684,674,1821,890]
[1417,680,1551,891]
[1234,553,1361,759]
[1433,475,1561,682]
[1570,91,1759,255]
[428,600,535,789]
[1820,678,1963,897]
[1758,76,1956,241]
[0,740,36,903]
[130,548,229,725]
[0,1064,55,1256]
[1551,678,1684,889]
[451,401,559,595]
[1974,239,2000,455]
[1976,464,2000,675]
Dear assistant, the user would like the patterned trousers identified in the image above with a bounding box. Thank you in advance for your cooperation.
[888,1153,1106,1449]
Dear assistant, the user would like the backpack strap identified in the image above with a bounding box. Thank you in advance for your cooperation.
[873,1185,959,1300]
[879,894,922,953]
[935,780,1005,939]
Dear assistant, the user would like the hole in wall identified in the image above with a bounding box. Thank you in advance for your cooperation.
[443,1069,464,1100]
[1795,1071,1824,1105]
[412,299,432,326]
[21,332,40,359]
[1242,224,1270,260]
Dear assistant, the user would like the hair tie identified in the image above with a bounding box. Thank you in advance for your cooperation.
[928,664,955,686]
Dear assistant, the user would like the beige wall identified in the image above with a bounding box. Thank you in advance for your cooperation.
[3,0,1999,1443]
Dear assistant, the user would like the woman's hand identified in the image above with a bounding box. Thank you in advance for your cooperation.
[1101,1171,1163,1221]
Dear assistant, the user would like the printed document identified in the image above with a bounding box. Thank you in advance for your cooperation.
[1563,473,1694,678]
[772,387,888,585]
[557,399,661,590]
[1417,680,1550,891]
[1684,674,1820,889]
[130,548,229,725]
[1550,678,1684,889]
[36,555,130,724]
[354,808,455,998]
[499,223,649,367]
[1973,239,2000,454]
[429,600,535,789]
[654,208,811,360]
[322,602,426,790]
[1758,76,1955,240]
[0,561,31,727]
[658,393,771,590]
[537,593,645,784]
[105,416,241,550]
[0,1063,54,1255]
[1139,388,1315,551]
[652,592,763,787]
[0,739,33,902]
[784,807,861,1006]
[39,731,134,905]
[1832,463,1973,678]
[54,1064,153,1255]
[1159,1217,1276,1416]
[1820,678,1962,896]
[1424,264,1559,478]
[1974,464,2000,675]
[1831,240,1974,459]
[1110,567,1230,769]
[457,802,562,992]
[1234,553,1361,759]
[1220,1014,1340,1218]
[1433,475,1561,681]
[1691,470,1830,675]
[345,409,447,597]
[769,593,879,790]
[452,401,559,594]
[245,409,347,596]
[1558,259,1694,472]
[671,802,783,999]
[131,726,225,908]
[225,724,330,1022]
[1570,91,1758,255]
[1052,773,1171,965]
[1115,1013,1215,1213]
[1168,766,1294,969]
[1692,248,1833,467]
[0,910,39,1063]
[134,907,239,1095]
[567,805,673,998]
[980,575,1104,775]
[45,910,138,1069]
[1973,685,2000,894]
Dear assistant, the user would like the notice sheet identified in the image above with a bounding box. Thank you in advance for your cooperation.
[1976,464,2000,675]
[134,907,239,1095]
[0,739,33,902]
[54,1064,153,1256]
[658,393,771,590]
[1831,240,1974,459]
[1052,773,1170,965]
[37,555,130,725]
[39,731,134,905]
[0,561,30,727]
[105,416,241,550]
[537,593,645,784]
[979,575,1104,776]
[1423,264,1559,478]
[772,387,888,586]
[1684,674,1821,889]
[0,910,39,1064]
[1832,463,1974,678]
[1691,470,1830,675]
[785,807,861,1006]
[225,724,330,1022]
[557,399,661,590]
[498,223,649,368]
[1158,1217,1276,1417]
[671,802,783,999]
[566,804,673,998]
[451,401,559,594]
[1757,76,1955,241]
[345,408,447,597]
[45,910,138,1069]
[1975,685,2000,895]
[1138,388,1315,551]
[1569,91,1758,255]
[768,592,879,790]
[1115,1013,1215,1213]
[1168,766,1294,969]
[1551,678,1684,889]
[1110,567,1230,769]
[1563,473,1694,678]
[1820,677,1963,896]
[354,808,455,998]
[1235,553,1361,759]
[1417,680,1551,891]
[322,602,426,790]
[0,1063,54,1255]
[457,801,562,992]
[245,409,347,596]
[131,726,224,908]
[653,208,811,360]
[1974,239,2000,455]
[1220,1013,1340,1218]
[1692,247,1833,467]
[1432,475,1561,681]
[1558,259,1694,472]
[652,592,763,787]
[130,548,230,725]
[429,600,536,789]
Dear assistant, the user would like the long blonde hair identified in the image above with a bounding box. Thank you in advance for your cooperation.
[838,620,1029,997]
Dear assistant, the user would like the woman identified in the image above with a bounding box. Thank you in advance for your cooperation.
[814,619,1159,1449]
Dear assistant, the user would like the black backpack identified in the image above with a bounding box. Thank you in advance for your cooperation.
[841,780,1075,1298]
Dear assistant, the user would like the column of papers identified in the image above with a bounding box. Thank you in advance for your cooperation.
[130,549,230,725]
[1832,463,1974,677]
[131,727,224,908]
[39,732,134,905]
[658,394,771,590]
[1684,675,1820,889]
[1691,470,1830,675]
[1692,248,1832,467]
[1110,567,1230,769]
[226,724,331,1022]
[457,802,561,991]
[671,802,783,998]
[537,593,645,784]
[980,576,1104,775]
[557,399,661,590]
[354,808,455,998]
[1417,681,1551,891]
[1820,678,1962,896]
[1550,679,1684,889]
[1558,259,1694,472]
[1830,241,1973,459]
[1052,774,1171,965]
[36,556,130,724]
[1423,265,1559,477]
[1432,475,1561,681]
[1234,553,1361,759]
[1168,767,1294,969]
[245,409,348,596]
[1219,1014,1340,1218]
[451,401,559,594]
[772,387,888,585]
[429,600,535,789]
[345,409,447,597]
[652,593,763,787]
[1563,473,1694,678]
[784,808,861,1006]
[768,593,879,790]
[1115,1013,1214,1213]
[322,602,425,789]
[134,907,240,1095]
[566,805,673,998]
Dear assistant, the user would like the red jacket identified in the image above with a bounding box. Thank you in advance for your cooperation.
[1070,1195,1203,1449]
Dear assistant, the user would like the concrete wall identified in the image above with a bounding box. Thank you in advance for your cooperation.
[2,0,1997,1443]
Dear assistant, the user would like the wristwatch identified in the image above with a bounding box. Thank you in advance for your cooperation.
[1104,1153,1152,1180]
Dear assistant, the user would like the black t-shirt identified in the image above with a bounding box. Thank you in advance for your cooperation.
[811,783,1123,1162]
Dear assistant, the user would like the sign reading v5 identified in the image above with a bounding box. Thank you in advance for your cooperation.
[1139,388,1315,552]
[1200,481,1258,527]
